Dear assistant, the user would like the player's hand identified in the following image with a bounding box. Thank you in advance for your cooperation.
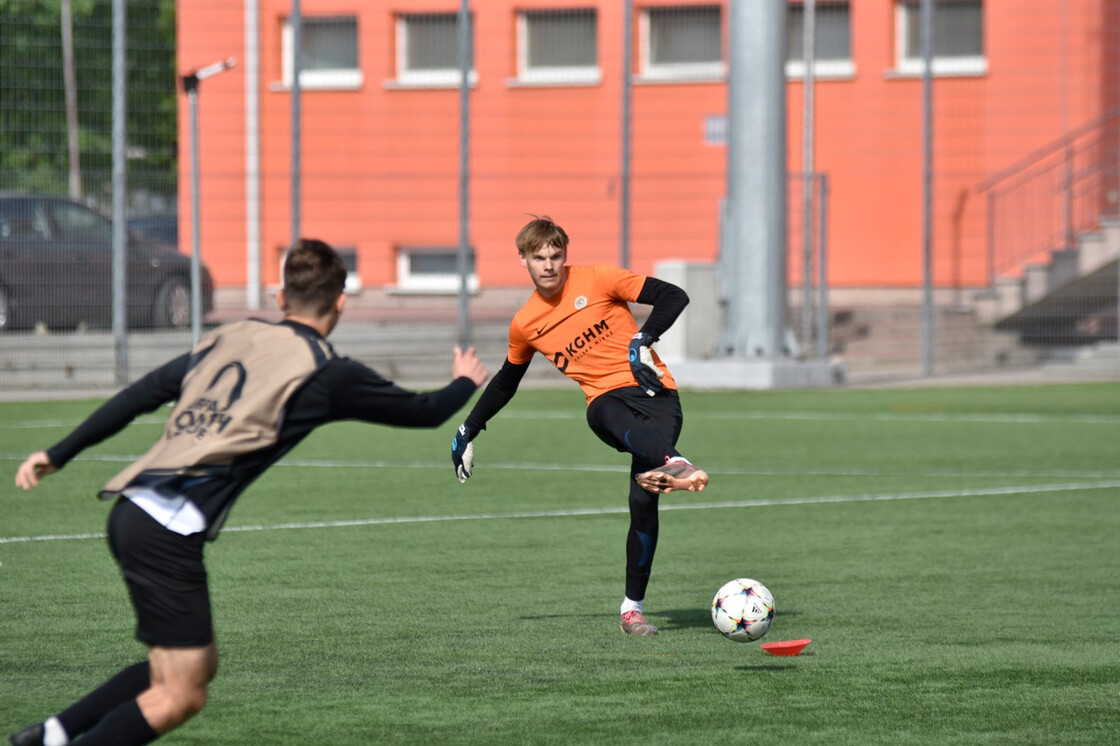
[628,331,664,396]
[451,423,476,483]
[452,346,489,387]
[15,451,57,490]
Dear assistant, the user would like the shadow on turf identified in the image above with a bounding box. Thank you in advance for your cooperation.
[734,663,798,672]
[656,607,802,632]
[519,608,802,635]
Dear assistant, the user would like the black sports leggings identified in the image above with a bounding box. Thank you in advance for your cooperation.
[586,387,684,601]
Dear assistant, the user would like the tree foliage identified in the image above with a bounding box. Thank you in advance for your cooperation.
[0,0,178,201]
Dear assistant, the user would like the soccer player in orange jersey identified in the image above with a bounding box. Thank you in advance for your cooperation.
[450,215,708,636]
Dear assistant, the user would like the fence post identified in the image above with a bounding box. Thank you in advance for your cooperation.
[816,173,829,361]
[1064,142,1075,249]
[986,190,996,287]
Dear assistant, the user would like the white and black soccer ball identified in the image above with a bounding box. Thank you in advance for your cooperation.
[711,578,775,642]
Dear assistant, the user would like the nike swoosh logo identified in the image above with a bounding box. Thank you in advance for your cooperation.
[534,309,583,337]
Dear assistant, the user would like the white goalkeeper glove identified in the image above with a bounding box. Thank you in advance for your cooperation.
[628,331,665,396]
[451,423,476,483]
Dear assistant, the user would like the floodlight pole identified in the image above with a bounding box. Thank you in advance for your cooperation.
[920,0,934,376]
[801,0,816,356]
[456,0,472,349]
[111,0,126,384]
[182,58,236,347]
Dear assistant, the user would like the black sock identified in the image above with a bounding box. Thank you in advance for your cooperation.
[75,700,158,746]
[57,661,150,739]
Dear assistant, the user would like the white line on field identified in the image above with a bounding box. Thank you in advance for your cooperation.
[3,479,1118,545]
[505,410,1120,424]
[6,409,1120,430]
[4,452,1120,481]
[5,416,168,430]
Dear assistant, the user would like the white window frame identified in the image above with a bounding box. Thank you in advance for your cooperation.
[395,247,478,294]
[336,246,362,294]
[281,16,363,90]
[393,13,477,88]
[514,9,601,86]
[272,245,361,296]
[785,1,856,80]
[638,5,724,82]
[895,0,987,76]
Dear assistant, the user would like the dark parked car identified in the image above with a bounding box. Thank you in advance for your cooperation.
[127,213,179,246]
[0,194,213,331]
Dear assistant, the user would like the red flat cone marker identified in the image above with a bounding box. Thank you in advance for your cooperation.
[760,638,811,656]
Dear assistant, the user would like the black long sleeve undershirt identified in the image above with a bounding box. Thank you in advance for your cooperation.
[463,357,528,434]
[635,275,689,341]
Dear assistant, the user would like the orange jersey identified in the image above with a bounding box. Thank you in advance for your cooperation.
[508,264,677,404]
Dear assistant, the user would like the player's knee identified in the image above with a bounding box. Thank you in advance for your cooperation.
[169,685,209,725]
[186,685,209,717]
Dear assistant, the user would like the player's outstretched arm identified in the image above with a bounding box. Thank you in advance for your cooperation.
[449,357,530,484]
[15,451,58,490]
[452,346,489,387]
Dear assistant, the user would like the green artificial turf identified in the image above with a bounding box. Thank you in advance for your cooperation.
[2,383,1118,744]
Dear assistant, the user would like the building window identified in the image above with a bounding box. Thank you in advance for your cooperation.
[395,12,476,87]
[396,247,477,293]
[516,9,599,85]
[896,0,986,76]
[337,247,361,294]
[786,2,854,78]
[640,5,723,81]
[282,16,362,89]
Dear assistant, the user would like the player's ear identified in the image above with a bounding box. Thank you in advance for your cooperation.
[277,288,288,312]
[334,292,347,315]
[518,252,529,269]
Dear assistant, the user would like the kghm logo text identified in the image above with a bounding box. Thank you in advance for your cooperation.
[552,319,611,372]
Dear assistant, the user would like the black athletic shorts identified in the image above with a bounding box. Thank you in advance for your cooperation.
[585,386,683,456]
[106,498,214,648]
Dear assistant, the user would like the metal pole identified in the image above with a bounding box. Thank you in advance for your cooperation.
[246,0,261,309]
[816,174,829,361]
[456,0,472,348]
[291,0,302,245]
[187,84,202,347]
[801,0,815,356]
[986,190,995,287]
[620,0,632,269]
[182,59,235,347]
[719,1,788,358]
[61,0,82,201]
[111,0,127,384]
[921,0,934,376]
[1063,143,1075,248]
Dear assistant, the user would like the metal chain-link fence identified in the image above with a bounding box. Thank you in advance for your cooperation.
[1,1,1118,393]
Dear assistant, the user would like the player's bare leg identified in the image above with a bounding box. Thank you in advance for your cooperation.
[137,643,218,734]
[634,457,709,494]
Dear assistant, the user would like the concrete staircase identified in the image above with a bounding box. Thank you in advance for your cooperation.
[974,218,1120,342]
[829,305,1040,379]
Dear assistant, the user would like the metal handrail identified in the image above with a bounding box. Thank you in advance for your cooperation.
[981,109,1120,284]
[978,106,1120,194]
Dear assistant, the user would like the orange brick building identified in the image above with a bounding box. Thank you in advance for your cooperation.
[176,0,1119,300]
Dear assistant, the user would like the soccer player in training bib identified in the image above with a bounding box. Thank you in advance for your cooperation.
[450,215,708,636]
[10,239,488,746]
